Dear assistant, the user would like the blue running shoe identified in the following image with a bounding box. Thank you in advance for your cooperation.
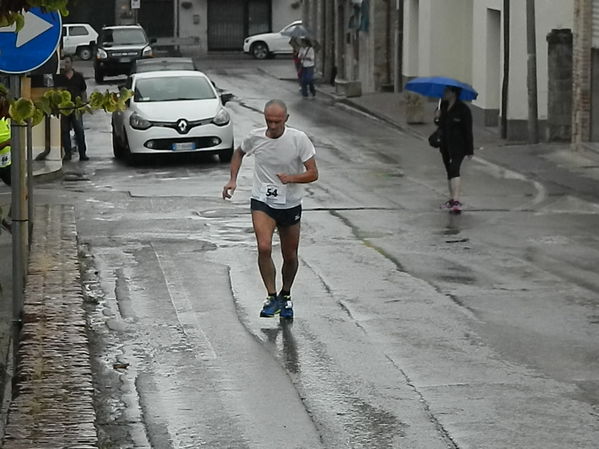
[279,296,294,320]
[260,296,281,317]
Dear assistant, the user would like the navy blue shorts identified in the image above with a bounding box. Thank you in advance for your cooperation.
[251,199,302,227]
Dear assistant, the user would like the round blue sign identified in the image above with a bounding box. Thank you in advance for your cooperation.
[0,8,62,74]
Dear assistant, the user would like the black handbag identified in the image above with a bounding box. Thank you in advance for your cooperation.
[428,128,443,148]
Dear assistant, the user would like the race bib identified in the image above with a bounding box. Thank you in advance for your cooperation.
[0,151,10,168]
[260,183,287,205]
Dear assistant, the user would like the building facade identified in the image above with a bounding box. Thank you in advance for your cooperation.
[70,0,300,54]
[303,0,581,142]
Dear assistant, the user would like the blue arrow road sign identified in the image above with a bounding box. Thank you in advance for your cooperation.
[0,8,62,74]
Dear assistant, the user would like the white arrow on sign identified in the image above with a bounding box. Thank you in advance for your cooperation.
[0,11,53,48]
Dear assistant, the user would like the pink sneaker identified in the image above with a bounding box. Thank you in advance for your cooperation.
[440,200,454,209]
[451,201,463,214]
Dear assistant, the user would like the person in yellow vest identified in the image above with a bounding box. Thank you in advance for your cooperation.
[0,94,12,233]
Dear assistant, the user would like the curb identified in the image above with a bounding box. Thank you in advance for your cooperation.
[1,205,97,448]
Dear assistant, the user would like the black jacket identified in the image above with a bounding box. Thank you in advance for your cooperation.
[438,100,473,156]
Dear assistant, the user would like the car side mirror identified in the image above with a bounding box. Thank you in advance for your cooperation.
[220,92,233,105]
[150,38,157,44]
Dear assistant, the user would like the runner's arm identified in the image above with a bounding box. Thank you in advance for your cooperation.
[277,156,318,185]
[222,147,246,199]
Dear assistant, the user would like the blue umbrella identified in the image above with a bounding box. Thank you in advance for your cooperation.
[405,76,478,101]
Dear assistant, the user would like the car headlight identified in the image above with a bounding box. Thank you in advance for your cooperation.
[96,48,108,60]
[142,46,153,57]
[130,113,152,130]
[212,108,230,126]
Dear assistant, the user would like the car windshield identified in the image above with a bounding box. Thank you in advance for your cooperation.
[102,29,147,45]
[135,62,195,73]
[134,77,216,102]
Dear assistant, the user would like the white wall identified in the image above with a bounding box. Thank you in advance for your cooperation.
[471,0,502,111]
[403,0,420,77]
[508,0,573,121]
[178,0,207,53]
[272,1,301,32]
[428,0,473,82]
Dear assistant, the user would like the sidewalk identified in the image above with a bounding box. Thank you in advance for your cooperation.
[0,205,97,448]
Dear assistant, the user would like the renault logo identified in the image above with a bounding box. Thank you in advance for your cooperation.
[176,119,189,134]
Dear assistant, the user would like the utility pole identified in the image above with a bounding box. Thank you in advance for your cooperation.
[526,0,539,143]
[9,76,26,323]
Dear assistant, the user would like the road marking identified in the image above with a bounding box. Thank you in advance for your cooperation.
[0,11,53,48]
[152,244,217,360]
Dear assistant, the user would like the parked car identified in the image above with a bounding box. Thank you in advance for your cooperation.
[62,23,98,60]
[243,20,307,59]
[131,57,197,74]
[111,70,234,162]
[94,25,154,83]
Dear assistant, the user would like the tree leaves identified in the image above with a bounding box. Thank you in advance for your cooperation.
[9,98,35,124]
[0,84,133,124]
[1,0,70,30]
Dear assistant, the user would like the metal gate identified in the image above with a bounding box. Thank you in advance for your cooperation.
[207,0,271,50]
[138,0,175,38]
[65,0,116,35]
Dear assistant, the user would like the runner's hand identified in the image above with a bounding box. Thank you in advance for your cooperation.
[222,181,236,199]
[277,173,292,184]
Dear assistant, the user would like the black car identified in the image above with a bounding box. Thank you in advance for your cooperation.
[93,25,154,83]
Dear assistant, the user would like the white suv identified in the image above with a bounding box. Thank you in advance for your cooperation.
[243,21,306,59]
[62,23,98,60]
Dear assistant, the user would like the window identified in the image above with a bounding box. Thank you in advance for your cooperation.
[70,26,89,36]
[134,77,216,102]
[102,29,147,46]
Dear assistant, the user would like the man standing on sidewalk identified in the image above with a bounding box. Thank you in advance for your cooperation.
[222,99,318,319]
[53,55,89,161]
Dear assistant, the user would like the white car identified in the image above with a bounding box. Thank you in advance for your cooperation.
[243,20,306,59]
[111,71,234,162]
[62,23,98,60]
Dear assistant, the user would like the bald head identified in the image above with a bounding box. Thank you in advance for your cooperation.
[264,99,287,115]
[264,99,288,138]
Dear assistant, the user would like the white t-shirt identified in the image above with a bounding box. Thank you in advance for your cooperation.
[298,47,315,68]
[241,126,316,209]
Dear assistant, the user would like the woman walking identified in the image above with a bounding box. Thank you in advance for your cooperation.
[298,38,316,98]
[435,86,474,213]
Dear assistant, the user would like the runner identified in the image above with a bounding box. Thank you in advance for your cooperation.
[222,99,318,319]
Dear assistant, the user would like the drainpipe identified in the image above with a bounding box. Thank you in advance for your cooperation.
[501,0,510,138]
[394,0,404,92]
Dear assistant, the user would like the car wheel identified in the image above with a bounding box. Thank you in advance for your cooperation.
[251,42,269,60]
[94,69,104,84]
[77,46,92,61]
[218,148,233,163]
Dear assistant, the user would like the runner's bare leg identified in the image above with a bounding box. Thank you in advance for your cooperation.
[252,210,278,294]
[278,222,301,292]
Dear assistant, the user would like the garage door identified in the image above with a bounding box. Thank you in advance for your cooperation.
[138,0,174,38]
[207,0,270,50]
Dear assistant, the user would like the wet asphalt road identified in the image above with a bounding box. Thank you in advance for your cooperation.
[36,58,599,448]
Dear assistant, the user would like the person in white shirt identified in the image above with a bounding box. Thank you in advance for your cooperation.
[297,38,316,98]
[222,99,319,319]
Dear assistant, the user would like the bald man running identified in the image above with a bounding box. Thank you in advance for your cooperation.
[222,99,318,319]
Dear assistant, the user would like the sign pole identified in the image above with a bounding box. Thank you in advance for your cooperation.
[26,119,33,246]
[9,75,25,323]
